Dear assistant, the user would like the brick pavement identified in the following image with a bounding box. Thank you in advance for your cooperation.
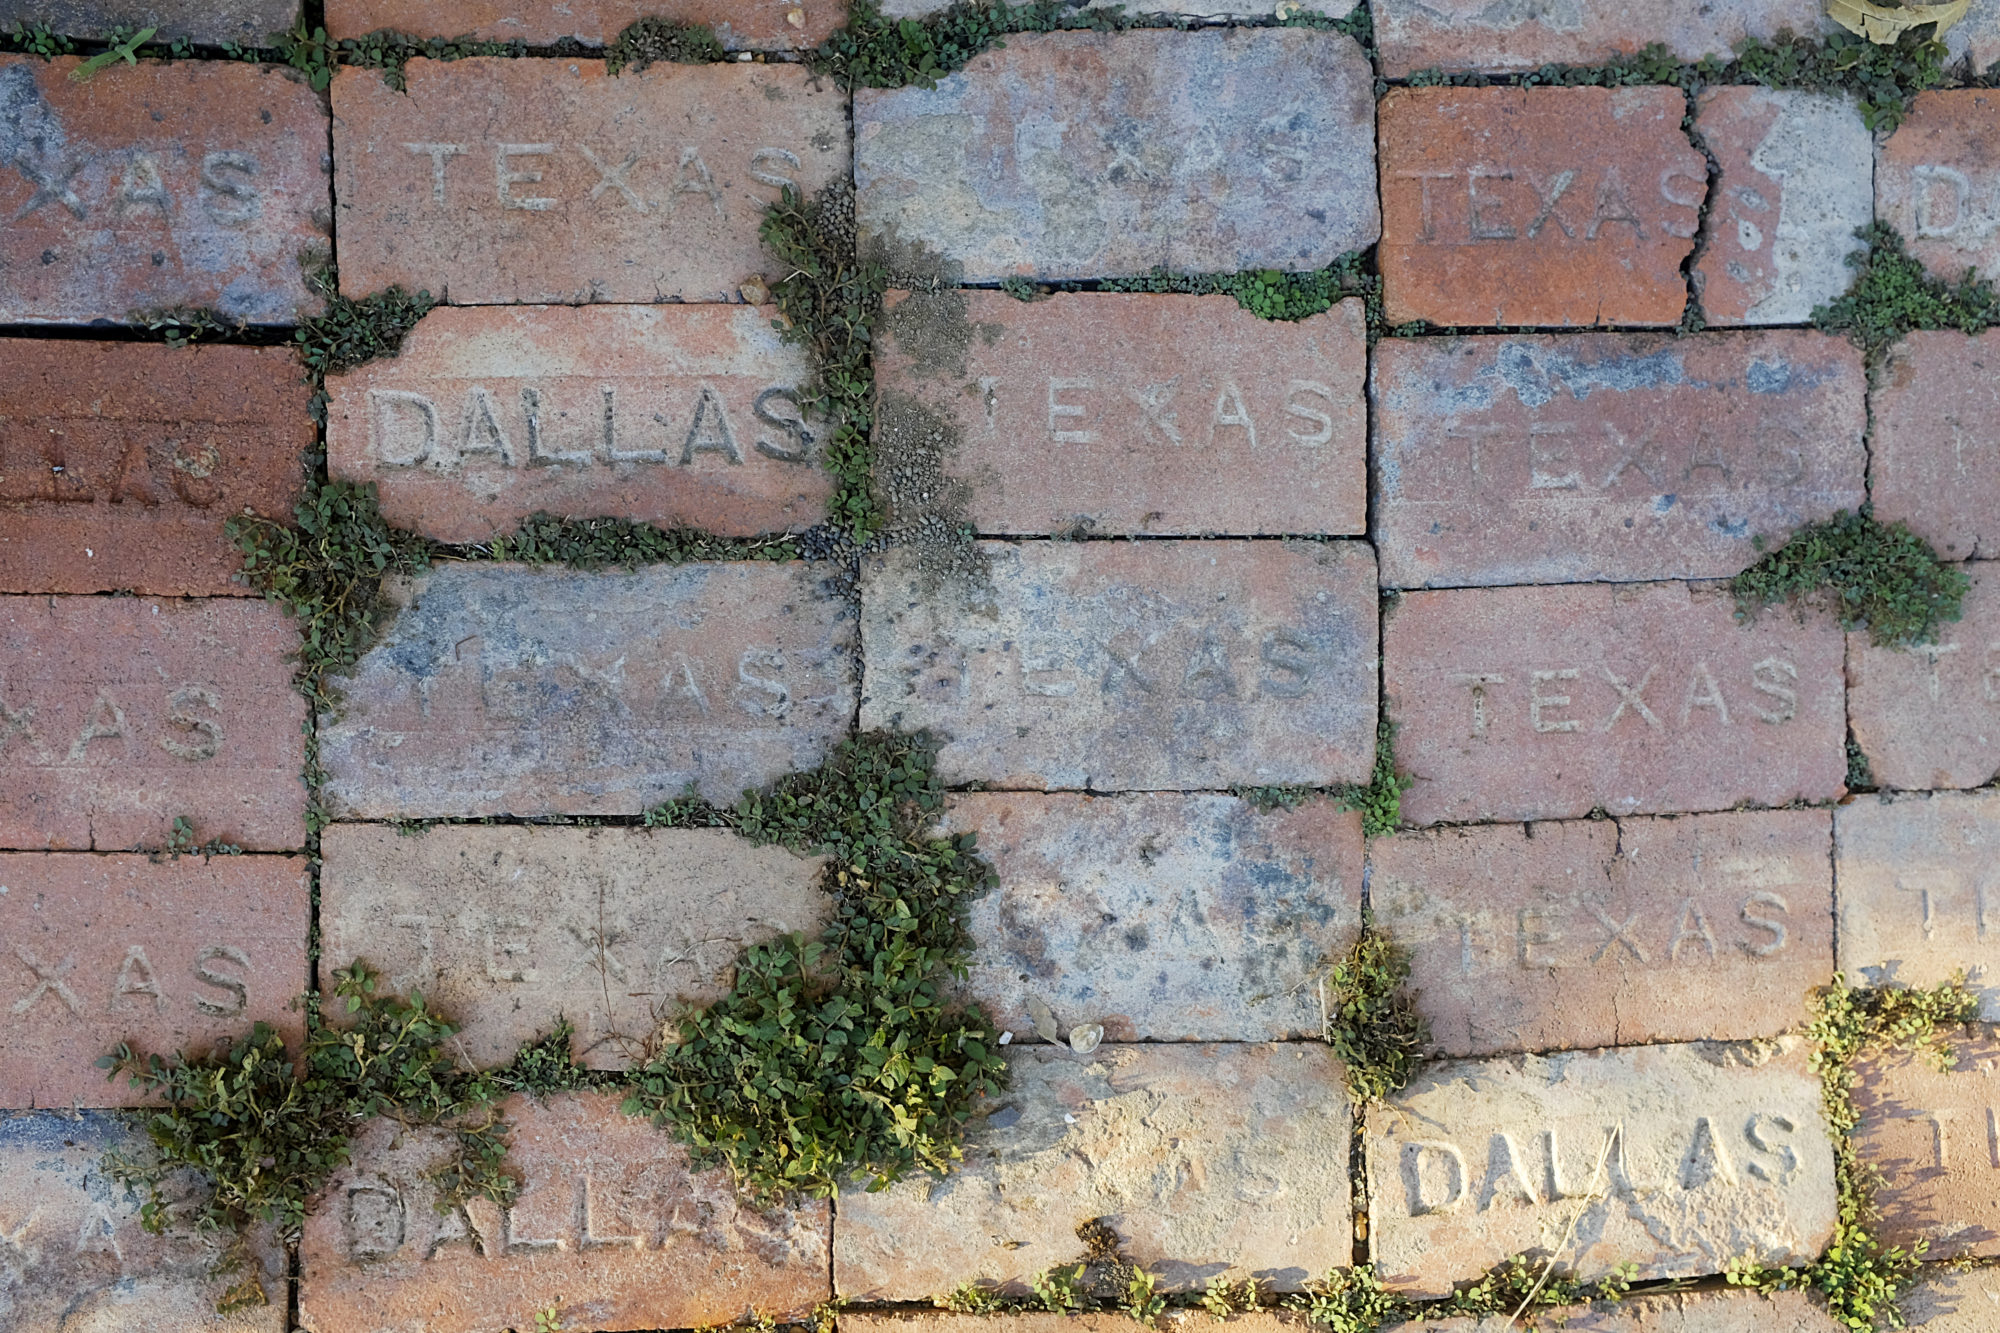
[3,12,1995,1328]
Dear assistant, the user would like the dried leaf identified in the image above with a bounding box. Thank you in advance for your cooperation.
[1826,0,1969,43]
[1026,996,1060,1045]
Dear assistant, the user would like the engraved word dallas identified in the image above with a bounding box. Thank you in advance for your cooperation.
[0,435,230,509]
[363,381,815,474]
[1399,1111,1806,1217]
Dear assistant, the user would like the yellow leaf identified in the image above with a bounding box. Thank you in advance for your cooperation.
[1826,0,1970,43]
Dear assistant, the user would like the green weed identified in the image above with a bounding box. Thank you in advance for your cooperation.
[127,305,246,348]
[815,0,1126,90]
[1203,1274,1266,1316]
[1232,718,1408,834]
[1030,1262,1092,1313]
[159,815,243,860]
[1731,509,1968,649]
[1322,927,1428,1106]
[604,16,725,73]
[67,25,152,81]
[1,22,74,57]
[293,256,436,385]
[1292,1265,1405,1330]
[1437,1257,1637,1323]
[1814,223,2000,356]
[483,513,798,569]
[936,1279,1011,1313]
[623,732,1007,1197]
[533,1306,564,1333]
[1101,252,1378,323]
[279,22,525,91]
[1123,1266,1167,1324]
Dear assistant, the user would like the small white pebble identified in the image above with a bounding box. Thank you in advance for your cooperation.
[998,1030,1012,1045]
[84,549,93,558]
[1064,1113,1076,1124]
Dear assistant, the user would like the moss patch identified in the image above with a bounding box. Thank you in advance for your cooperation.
[603,16,725,73]
[1322,926,1428,1107]
[1731,508,1969,649]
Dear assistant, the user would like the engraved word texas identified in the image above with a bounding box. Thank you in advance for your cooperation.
[1401,1112,1805,1216]
[1454,658,1803,737]
[1394,162,1704,245]
[1035,375,1345,449]
[7,937,257,1019]
[1459,885,1799,972]
[0,681,227,765]
[402,141,804,220]
[365,382,813,472]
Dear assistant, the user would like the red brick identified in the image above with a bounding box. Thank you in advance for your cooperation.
[1373,0,1825,79]
[1836,789,2000,1023]
[0,596,306,850]
[1848,563,2000,792]
[877,290,1367,537]
[1396,1291,1843,1333]
[1370,810,1833,1057]
[1898,1264,2000,1331]
[938,793,1363,1042]
[0,56,329,326]
[331,58,847,305]
[0,342,308,595]
[298,1092,831,1333]
[0,852,307,1107]
[1371,330,1865,588]
[860,540,1379,791]
[0,0,298,46]
[326,304,827,543]
[1378,87,1705,328]
[1871,331,2000,561]
[1384,580,1847,825]
[1853,1028,2000,1261]
[318,561,855,816]
[1693,88,1875,326]
[1877,91,2000,285]
[327,0,845,48]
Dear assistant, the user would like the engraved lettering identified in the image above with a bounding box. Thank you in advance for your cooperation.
[1680,662,1731,728]
[11,946,81,1017]
[1404,1140,1468,1215]
[1456,673,1506,738]
[1739,892,1790,957]
[669,146,725,217]
[405,142,468,203]
[522,388,592,466]
[1600,665,1662,731]
[735,648,790,718]
[114,150,171,220]
[1283,380,1336,447]
[0,695,43,761]
[1528,425,1581,489]
[459,387,516,465]
[1912,164,1972,238]
[1588,905,1648,963]
[169,440,224,508]
[1588,166,1644,240]
[1128,378,1183,446]
[157,684,223,761]
[1750,656,1798,724]
[1519,908,1560,967]
[1746,1112,1799,1183]
[1210,382,1258,448]
[68,692,128,760]
[1048,377,1095,444]
[1668,899,1717,962]
[108,437,161,506]
[752,387,813,463]
[344,1182,407,1262]
[1182,632,1239,701]
[680,385,743,465]
[1917,642,1963,702]
[1526,169,1577,239]
[197,151,260,226]
[748,146,802,191]
[1467,168,1516,240]
[579,145,645,212]
[665,653,711,715]
[192,945,249,1016]
[1259,629,1319,699]
[368,391,439,467]
[1477,1132,1541,1209]
[496,144,558,211]
[1659,167,1705,238]
[1396,170,1457,242]
[1530,669,1581,733]
[485,919,538,983]
[1679,1116,1738,1188]
[1102,644,1157,697]
[113,945,165,1012]
[16,154,87,221]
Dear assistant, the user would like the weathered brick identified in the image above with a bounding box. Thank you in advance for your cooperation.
[325,304,828,543]
[1373,0,1825,78]
[0,56,329,325]
[1384,581,1847,825]
[1378,87,1705,327]
[853,28,1378,282]
[331,58,847,304]
[1899,1264,2000,1331]
[1367,1039,1837,1297]
[0,1111,286,1328]
[320,823,827,1068]
[1853,1028,2000,1261]
[1370,809,1833,1057]
[1871,330,2000,561]
[0,596,306,851]
[297,1092,831,1333]
[1848,563,2000,792]
[318,561,854,817]
[843,1316,1306,1333]
[859,540,1378,791]
[1694,88,1875,326]
[938,793,1362,1043]
[0,852,306,1108]
[1391,1290,1843,1333]
[0,0,295,45]
[0,342,308,595]
[879,0,1354,15]
[833,1043,1351,1298]
[1878,90,2000,284]
[1370,330,1866,588]
[326,0,844,48]
[878,290,1367,537]
[1944,10,2000,81]
[1837,790,2000,1023]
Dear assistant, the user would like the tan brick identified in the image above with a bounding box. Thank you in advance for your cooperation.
[0,596,306,851]
[297,1091,831,1333]
[0,343,307,595]
[1872,331,2000,562]
[1378,87,1705,328]
[320,823,827,1068]
[1854,1027,2000,1261]
[1837,790,2000,1023]
[860,540,1378,791]
[0,0,295,45]
[318,561,854,816]
[326,0,845,48]
[330,58,846,305]
[1391,1290,1844,1333]
[1694,89,1875,326]
[1878,91,2000,284]
[878,290,1367,538]
[1848,563,2000,792]
[325,304,828,543]
[939,793,1362,1043]
[1371,809,1833,1057]
[1373,0,1826,78]
[879,0,1354,15]
[1384,581,1847,825]
[0,1111,286,1329]
[0,57,328,325]
[854,28,1379,282]
[1371,330,1865,588]
[832,1043,1351,1298]
[1899,1263,2000,1331]
[1367,1038,1837,1297]
[844,1317,1308,1333]
[0,852,306,1108]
